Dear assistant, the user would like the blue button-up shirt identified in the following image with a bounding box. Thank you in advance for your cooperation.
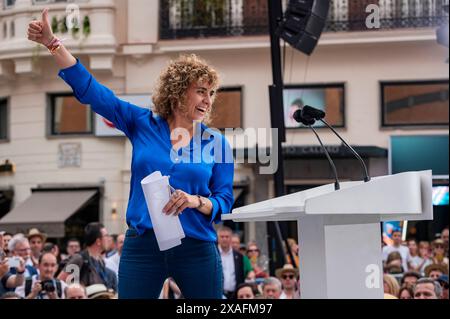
[58,60,234,242]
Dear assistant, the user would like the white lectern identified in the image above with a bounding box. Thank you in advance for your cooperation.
[222,171,433,299]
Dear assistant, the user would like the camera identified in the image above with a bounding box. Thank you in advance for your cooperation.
[7,256,21,268]
[41,280,56,293]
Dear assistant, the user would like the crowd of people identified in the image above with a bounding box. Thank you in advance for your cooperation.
[0,224,119,299]
[0,224,448,299]
[381,227,449,299]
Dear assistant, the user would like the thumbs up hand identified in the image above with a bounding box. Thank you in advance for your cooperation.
[27,8,54,46]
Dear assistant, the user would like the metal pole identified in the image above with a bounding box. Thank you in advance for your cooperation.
[266,0,297,271]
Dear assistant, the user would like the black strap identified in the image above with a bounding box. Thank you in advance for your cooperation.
[79,250,109,286]
[56,280,62,298]
[24,278,33,297]
[79,250,91,281]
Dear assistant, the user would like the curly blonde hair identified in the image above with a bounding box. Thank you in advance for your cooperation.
[152,54,220,125]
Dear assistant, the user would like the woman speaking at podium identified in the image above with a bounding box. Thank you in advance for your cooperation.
[27,9,234,299]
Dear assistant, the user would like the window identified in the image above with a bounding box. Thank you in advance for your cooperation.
[283,83,345,129]
[50,94,93,135]
[381,80,449,127]
[4,0,15,8]
[0,98,8,141]
[209,87,242,130]
[10,21,14,38]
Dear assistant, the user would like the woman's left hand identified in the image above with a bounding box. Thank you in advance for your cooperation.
[163,190,199,216]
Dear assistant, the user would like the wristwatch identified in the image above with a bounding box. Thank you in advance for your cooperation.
[196,195,206,209]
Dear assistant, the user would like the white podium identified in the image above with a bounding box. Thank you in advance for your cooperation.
[222,171,433,299]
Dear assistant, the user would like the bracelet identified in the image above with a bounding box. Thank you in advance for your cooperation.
[49,44,62,55]
[45,36,56,48]
[196,195,206,209]
[46,37,65,55]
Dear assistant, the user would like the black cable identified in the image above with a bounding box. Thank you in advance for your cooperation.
[320,119,371,182]
[310,125,340,190]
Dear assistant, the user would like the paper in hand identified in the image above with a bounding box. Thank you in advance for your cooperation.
[141,171,185,251]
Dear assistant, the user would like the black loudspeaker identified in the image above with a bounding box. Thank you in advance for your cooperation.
[277,0,330,55]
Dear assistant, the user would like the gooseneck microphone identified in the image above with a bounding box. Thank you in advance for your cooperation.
[301,105,326,121]
[293,110,340,191]
[298,105,371,183]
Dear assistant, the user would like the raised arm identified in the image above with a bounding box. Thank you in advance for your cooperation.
[27,9,150,138]
[27,8,76,69]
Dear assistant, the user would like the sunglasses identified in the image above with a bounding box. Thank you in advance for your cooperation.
[247,249,259,253]
[282,274,295,280]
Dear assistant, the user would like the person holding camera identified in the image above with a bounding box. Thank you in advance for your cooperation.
[15,252,67,299]
[0,253,26,296]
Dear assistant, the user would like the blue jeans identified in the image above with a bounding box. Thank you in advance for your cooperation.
[118,228,223,299]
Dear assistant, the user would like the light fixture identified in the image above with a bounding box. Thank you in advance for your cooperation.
[111,202,118,220]
[0,159,15,174]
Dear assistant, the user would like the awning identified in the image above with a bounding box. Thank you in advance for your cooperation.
[0,189,97,238]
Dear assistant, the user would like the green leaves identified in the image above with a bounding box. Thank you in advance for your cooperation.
[49,15,90,38]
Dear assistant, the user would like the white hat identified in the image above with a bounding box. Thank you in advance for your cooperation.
[86,284,115,299]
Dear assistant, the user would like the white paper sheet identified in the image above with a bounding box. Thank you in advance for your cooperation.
[141,171,185,251]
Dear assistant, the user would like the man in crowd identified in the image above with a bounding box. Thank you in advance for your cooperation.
[382,229,410,272]
[104,235,117,258]
[1,254,26,296]
[58,222,117,292]
[400,271,421,289]
[16,252,67,299]
[27,228,46,268]
[276,264,300,299]
[58,238,81,275]
[2,232,13,257]
[413,278,442,299]
[424,263,448,280]
[231,233,247,255]
[64,238,81,260]
[262,277,282,299]
[217,226,253,299]
[105,233,124,278]
[8,234,38,278]
[66,283,87,299]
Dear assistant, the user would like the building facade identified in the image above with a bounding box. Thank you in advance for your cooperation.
[0,1,448,257]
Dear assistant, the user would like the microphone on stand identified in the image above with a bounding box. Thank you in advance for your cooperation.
[298,105,371,182]
[293,109,340,191]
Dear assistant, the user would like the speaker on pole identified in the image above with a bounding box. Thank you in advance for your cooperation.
[277,0,331,55]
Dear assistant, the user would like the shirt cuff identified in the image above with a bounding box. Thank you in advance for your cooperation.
[208,197,221,224]
[58,59,90,85]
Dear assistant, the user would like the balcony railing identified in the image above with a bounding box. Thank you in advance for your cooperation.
[159,0,449,40]
[2,0,86,10]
